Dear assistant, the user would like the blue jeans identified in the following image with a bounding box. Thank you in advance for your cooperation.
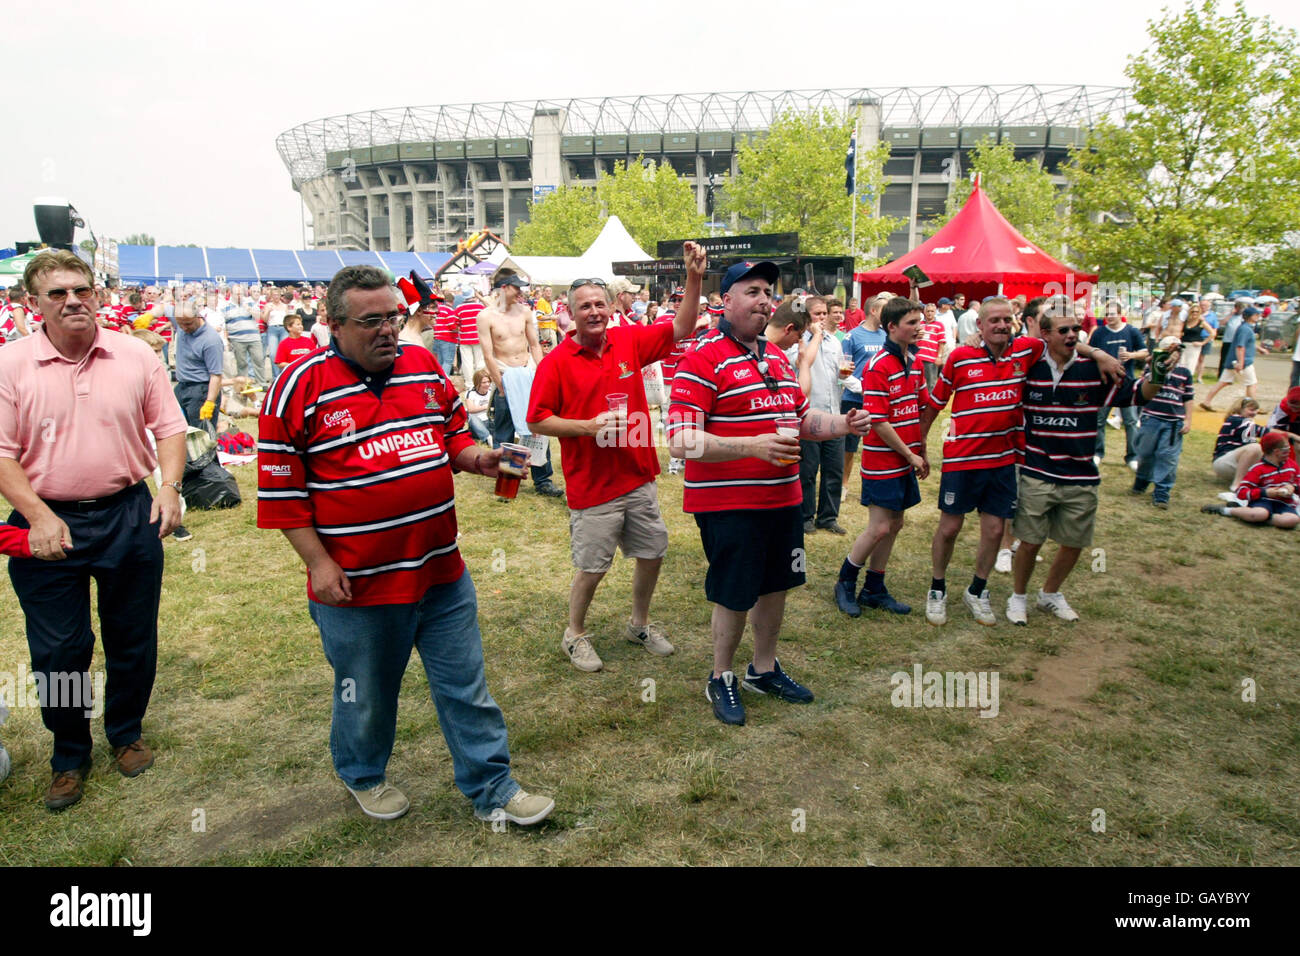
[1132,417,1184,503]
[308,569,518,814]
[267,325,289,379]
[1096,403,1139,463]
[433,339,458,374]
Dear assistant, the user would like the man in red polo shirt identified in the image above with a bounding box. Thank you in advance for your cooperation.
[667,260,871,726]
[527,246,706,672]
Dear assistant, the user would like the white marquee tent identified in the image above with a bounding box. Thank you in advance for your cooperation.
[495,216,652,286]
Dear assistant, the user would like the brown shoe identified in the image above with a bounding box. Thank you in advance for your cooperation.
[112,739,155,778]
[45,759,92,812]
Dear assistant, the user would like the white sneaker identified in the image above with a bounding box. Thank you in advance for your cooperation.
[1006,593,1028,626]
[561,628,604,672]
[1107,412,1122,429]
[1093,455,1103,468]
[346,781,410,820]
[1129,460,1139,473]
[667,458,682,475]
[962,588,996,626]
[626,620,674,656]
[476,788,555,826]
[925,589,948,626]
[1218,491,1246,506]
[1037,590,1080,622]
[995,548,1013,574]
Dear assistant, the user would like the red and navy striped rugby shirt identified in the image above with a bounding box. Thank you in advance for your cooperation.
[1021,355,1142,485]
[1236,458,1298,502]
[928,336,1046,472]
[861,339,928,480]
[668,329,809,513]
[257,343,474,606]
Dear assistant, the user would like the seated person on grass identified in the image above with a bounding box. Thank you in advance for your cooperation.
[1211,397,1264,491]
[465,368,493,444]
[1202,431,1299,529]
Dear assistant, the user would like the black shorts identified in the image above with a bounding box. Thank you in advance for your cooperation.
[861,472,922,512]
[938,464,1017,518]
[694,506,806,612]
[841,395,862,453]
[1255,497,1298,517]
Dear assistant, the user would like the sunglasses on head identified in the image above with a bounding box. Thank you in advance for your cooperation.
[570,278,607,291]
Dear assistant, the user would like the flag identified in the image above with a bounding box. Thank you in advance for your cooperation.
[845,127,857,197]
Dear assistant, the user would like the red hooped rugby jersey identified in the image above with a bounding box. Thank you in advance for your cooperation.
[667,329,809,513]
[257,343,475,606]
[928,335,1046,471]
[913,319,944,367]
[456,302,483,346]
[860,340,928,479]
[434,304,459,342]
[1236,459,1298,502]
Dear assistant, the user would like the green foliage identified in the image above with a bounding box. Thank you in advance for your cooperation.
[721,108,898,266]
[1065,0,1300,293]
[511,157,705,257]
[929,139,1066,258]
[510,187,602,256]
[122,232,156,246]
[78,239,96,253]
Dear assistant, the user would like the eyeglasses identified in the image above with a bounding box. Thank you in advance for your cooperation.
[570,278,607,291]
[41,286,95,302]
[349,311,405,331]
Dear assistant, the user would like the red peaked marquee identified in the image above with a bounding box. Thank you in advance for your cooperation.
[854,179,1097,304]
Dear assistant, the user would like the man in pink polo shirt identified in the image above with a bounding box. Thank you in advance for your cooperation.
[527,244,706,673]
[0,250,187,812]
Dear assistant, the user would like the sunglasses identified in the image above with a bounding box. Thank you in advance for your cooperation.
[1053,324,1084,334]
[349,311,405,331]
[42,286,95,302]
[570,278,607,291]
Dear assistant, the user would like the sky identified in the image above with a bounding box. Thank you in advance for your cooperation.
[8,0,1299,251]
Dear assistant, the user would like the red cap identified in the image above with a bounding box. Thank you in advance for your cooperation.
[1282,386,1300,413]
[1261,430,1290,454]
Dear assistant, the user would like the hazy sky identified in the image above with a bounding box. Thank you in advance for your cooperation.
[8,0,1298,251]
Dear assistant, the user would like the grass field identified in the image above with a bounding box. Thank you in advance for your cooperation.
[1,361,1297,866]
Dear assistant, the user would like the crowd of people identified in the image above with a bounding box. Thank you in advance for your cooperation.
[1,246,1296,819]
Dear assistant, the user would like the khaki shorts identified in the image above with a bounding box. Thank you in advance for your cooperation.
[1013,474,1098,549]
[1212,444,1251,481]
[569,481,668,572]
[1219,364,1258,387]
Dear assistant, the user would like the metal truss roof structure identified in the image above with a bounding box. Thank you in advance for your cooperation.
[276,85,1131,186]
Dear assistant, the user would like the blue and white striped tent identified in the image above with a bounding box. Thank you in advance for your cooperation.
[116,246,452,284]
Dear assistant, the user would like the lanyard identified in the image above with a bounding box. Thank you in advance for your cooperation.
[718,318,777,392]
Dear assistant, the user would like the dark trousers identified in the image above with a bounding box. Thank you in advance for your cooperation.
[1291,360,1300,390]
[800,434,845,525]
[8,484,163,771]
[490,390,553,485]
[174,380,220,430]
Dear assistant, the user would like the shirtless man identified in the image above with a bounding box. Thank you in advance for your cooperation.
[478,274,563,497]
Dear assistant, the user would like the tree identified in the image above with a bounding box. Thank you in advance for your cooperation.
[1065,0,1300,294]
[78,239,96,253]
[511,157,704,257]
[928,138,1066,258]
[596,157,705,255]
[123,233,156,246]
[721,108,897,266]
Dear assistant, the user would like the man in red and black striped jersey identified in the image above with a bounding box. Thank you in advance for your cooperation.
[1007,301,1162,625]
[257,265,553,827]
[527,244,706,673]
[836,297,930,618]
[667,261,871,726]
[918,296,1123,627]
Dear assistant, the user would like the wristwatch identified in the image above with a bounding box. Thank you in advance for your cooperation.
[162,480,183,494]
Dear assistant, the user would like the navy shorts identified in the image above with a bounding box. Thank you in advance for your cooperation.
[695,506,805,612]
[861,472,922,512]
[938,464,1018,518]
[1255,498,1298,517]
[841,395,862,453]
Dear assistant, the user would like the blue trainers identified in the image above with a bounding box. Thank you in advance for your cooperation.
[706,671,746,725]
[834,580,862,617]
[858,588,912,615]
[742,659,814,704]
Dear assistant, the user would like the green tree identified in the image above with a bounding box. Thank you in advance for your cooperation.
[122,233,156,246]
[928,138,1066,257]
[510,187,602,256]
[721,108,897,266]
[78,239,96,253]
[1065,0,1300,294]
[596,157,706,255]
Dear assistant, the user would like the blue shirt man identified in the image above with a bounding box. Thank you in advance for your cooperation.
[173,313,225,428]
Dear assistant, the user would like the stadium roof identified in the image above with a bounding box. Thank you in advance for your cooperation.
[277,85,1131,185]
[117,246,451,284]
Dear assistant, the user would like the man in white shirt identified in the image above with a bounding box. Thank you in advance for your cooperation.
[956,297,981,343]
[787,297,851,534]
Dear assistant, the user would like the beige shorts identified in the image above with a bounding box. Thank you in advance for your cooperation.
[1013,474,1098,549]
[569,480,669,573]
[1219,364,1258,387]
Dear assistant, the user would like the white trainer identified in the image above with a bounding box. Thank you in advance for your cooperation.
[1217,491,1246,506]
[561,628,604,672]
[995,548,1013,573]
[1006,593,1028,626]
[1037,591,1080,622]
[962,588,996,626]
[925,589,948,626]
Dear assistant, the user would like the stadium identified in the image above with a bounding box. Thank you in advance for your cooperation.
[277,85,1131,259]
